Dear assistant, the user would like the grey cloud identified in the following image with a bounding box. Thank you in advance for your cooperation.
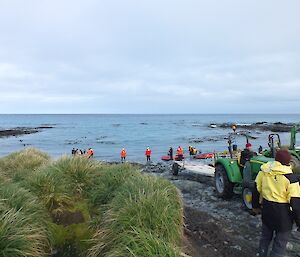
[0,0,299,113]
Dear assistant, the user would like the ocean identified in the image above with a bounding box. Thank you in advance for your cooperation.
[0,114,299,162]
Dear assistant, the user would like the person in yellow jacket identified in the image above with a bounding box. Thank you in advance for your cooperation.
[252,149,300,257]
[193,147,197,155]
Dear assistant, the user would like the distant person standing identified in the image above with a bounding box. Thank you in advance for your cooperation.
[145,147,151,162]
[177,146,183,161]
[121,148,127,163]
[188,146,193,157]
[193,147,197,155]
[168,147,173,160]
[87,148,94,158]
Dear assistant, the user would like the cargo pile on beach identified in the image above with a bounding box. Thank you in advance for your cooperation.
[0,148,183,257]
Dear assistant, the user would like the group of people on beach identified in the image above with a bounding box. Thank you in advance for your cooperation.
[120,147,152,163]
[70,145,187,163]
[120,146,184,162]
[71,147,94,158]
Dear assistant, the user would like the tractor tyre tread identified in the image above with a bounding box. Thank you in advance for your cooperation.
[215,164,234,199]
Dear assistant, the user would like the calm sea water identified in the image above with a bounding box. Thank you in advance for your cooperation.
[0,114,299,162]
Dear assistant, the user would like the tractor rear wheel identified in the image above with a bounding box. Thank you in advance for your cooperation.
[290,156,300,174]
[214,164,234,199]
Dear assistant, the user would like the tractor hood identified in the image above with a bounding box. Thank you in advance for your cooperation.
[261,161,292,175]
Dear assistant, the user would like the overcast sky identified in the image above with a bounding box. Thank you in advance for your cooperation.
[0,0,299,114]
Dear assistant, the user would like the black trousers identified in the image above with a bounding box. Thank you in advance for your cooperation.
[121,157,125,162]
[259,223,291,257]
[146,156,151,161]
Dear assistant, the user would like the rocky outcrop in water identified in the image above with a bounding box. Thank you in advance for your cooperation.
[0,126,53,138]
[215,122,295,132]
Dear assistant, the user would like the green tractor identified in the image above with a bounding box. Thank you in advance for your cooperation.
[263,125,300,173]
[214,132,273,210]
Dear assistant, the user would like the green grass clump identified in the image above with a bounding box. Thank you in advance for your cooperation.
[0,180,51,257]
[0,181,49,224]
[88,174,183,257]
[0,149,184,257]
[25,168,72,212]
[0,206,50,257]
[87,163,138,207]
[107,228,181,257]
[0,148,50,178]
[45,156,99,196]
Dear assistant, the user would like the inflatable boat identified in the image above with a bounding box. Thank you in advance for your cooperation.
[193,153,214,159]
[161,155,185,161]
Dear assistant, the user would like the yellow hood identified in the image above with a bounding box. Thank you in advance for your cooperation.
[261,161,292,175]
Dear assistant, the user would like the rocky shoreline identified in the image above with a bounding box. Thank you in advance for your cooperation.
[0,126,53,138]
[141,161,300,257]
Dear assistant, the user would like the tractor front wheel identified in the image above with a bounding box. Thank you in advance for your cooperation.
[242,186,253,210]
[214,164,233,199]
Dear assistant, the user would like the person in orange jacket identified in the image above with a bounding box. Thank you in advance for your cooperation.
[177,146,183,161]
[87,148,94,158]
[145,147,151,162]
[121,148,127,163]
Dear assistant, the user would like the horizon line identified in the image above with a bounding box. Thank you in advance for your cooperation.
[0,113,300,115]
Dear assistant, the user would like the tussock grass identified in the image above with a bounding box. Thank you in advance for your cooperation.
[0,178,51,257]
[88,175,183,257]
[0,148,50,177]
[0,181,49,222]
[87,163,138,207]
[45,156,99,196]
[0,205,50,257]
[106,228,181,257]
[0,149,184,257]
[25,169,72,212]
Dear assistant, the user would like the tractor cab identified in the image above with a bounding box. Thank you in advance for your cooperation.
[262,133,281,158]
[262,129,300,174]
[289,126,300,173]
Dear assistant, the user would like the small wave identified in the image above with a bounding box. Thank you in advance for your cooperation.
[236,123,252,126]
[96,140,116,145]
[189,136,226,143]
[65,140,82,145]
[96,136,108,140]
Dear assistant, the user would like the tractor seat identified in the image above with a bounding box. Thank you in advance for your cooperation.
[237,153,244,167]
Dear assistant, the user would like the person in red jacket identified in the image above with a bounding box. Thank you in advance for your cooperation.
[177,146,183,161]
[121,148,126,163]
[87,148,94,158]
[145,147,151,162]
